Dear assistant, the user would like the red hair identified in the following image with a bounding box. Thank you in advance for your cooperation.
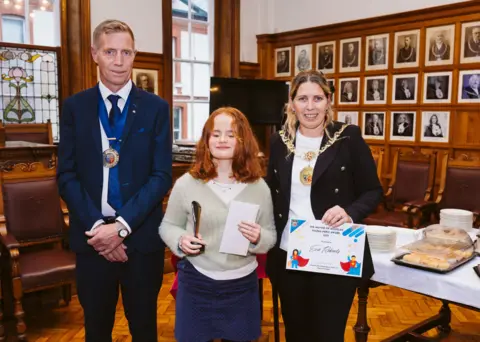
[189,107,264,183]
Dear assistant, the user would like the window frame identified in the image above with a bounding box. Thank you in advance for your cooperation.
[172,0,214,141]
[1,14,27,44]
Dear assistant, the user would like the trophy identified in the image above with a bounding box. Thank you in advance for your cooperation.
[191,201,205,253]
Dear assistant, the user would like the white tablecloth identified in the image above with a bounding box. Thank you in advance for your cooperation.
[370,227,480,309]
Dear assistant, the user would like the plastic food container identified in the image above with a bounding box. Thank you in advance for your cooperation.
[391,224,476,273]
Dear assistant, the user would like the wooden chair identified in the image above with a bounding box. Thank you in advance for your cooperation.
[409,153,480,228]
[0,162,75,340]
[370,146,384,181]
[363,148,437,228]
[2,120,53,145]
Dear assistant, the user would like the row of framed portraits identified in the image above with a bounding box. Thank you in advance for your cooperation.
[329,69,480,106]
[336,111,451,144]
[275,21,480,77]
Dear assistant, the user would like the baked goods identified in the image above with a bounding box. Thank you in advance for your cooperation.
[402,252,450,270]
[393,225,475,272]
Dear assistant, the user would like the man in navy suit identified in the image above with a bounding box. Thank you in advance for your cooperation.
[57,19,172,342]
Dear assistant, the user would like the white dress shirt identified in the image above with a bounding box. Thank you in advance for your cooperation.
[91,80,133,233]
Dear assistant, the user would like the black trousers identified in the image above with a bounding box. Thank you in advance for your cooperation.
[76,249,164,342]
[267,247,359,342]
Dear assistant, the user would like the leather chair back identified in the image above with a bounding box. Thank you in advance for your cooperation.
[437,154,480,212]
[388,148,436,205]
[2,163,64,242]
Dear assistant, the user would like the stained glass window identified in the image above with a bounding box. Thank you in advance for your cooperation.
[0,45,60,142]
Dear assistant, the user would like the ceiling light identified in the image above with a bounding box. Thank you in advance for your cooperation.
[14,3,21,9]
[40,5,45,10]
[4,0,11,4]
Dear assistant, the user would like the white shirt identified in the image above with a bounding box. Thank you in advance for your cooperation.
[280,130,323,251]
[91,80,133,233]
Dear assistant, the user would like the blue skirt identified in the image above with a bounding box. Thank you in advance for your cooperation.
[175,259,261,342]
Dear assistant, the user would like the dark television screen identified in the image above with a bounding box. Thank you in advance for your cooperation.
[209,77,289,125]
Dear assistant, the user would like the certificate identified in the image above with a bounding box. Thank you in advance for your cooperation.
[286,218,366,278]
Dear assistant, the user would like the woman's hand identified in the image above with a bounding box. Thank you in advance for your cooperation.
[322,205,352,227]
[238,221,261,244]
[178,234,206,255]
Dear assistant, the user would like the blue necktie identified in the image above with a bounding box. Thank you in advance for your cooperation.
[107,94,122,211]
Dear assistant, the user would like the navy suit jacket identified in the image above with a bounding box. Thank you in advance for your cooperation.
[57,84,172,254]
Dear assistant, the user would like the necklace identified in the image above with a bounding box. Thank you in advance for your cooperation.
[399,47,414,62]
[279,124,349,186]
[212,180,234,193]
[344,54,356,67]
[467,39,480,56]
[431,43,447,60]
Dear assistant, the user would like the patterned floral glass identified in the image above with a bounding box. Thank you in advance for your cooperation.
[0,46,60,142]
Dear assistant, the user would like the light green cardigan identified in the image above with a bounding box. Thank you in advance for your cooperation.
[159,173,276,272]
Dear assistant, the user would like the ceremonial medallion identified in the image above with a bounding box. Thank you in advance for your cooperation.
[300,165,313,185]
[103,148,119,168]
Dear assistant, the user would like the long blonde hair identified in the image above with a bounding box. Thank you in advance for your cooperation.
[283,70,334,139]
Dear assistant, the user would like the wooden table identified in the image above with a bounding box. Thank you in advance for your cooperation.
[353,227,480,341]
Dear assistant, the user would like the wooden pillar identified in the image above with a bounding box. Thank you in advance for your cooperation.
[214,0,240,78]
[162,0,173,133]
[60,0,94,99]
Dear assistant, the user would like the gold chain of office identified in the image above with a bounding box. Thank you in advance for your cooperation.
[279,124,349,185]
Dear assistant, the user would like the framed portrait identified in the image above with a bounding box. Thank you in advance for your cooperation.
[460,21,480,64]
[392,74,418,104]
[457,69,480,103]
[365,34,389,71]
[423,71,452,104]
[295,44,312,75]
[338,77,360,105]
[340,37,361,73]
[327,78,336,104]
[132,68,159,95]
[390,112,416,142]
[364,75,387,105]
[316,41,335,74]
[362,112,385,140]
[275,47,291,77]
[337,111,359,125]
[420,111,450,143]
[425,24,455,66]
[394,29,420,68]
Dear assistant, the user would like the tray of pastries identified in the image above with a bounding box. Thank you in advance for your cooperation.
[391,225,476,273]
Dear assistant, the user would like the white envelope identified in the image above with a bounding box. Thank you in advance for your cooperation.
[219,200,260,256]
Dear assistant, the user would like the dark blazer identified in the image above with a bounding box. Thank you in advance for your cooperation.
[57,84,172,254]
[265,122,383,281]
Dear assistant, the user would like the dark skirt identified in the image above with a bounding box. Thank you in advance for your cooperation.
[175,259,261,342]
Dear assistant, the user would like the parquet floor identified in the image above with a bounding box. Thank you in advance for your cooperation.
[3,273,479,341]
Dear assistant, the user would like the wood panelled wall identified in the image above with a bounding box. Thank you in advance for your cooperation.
[256,2,480,194]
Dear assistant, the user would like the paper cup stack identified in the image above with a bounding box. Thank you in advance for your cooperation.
[366,226,397,252]
[440,209,474,232]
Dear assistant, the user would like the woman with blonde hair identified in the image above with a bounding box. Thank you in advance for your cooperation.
[266,70,383,341]
[160,107,276,342]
